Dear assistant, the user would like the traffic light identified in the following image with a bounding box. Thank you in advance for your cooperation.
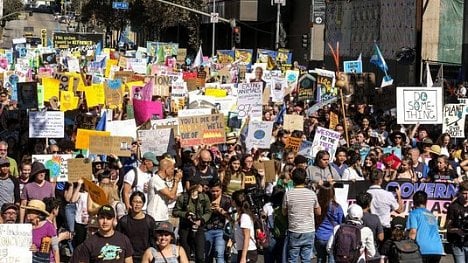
[41,29,47,47]
[302,33,309,48]
[233,26,241,44]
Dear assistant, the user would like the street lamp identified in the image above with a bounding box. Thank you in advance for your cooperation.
[272,0,286,50]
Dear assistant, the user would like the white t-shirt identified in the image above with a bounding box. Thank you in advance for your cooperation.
[75,192,89,224]
[123,168,152,210]
[147,174,171,221]
[342,167,365,181]
[234,213,257,251]
[167,180,183,210]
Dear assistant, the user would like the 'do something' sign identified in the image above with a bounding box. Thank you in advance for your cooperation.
[396,87,443,124]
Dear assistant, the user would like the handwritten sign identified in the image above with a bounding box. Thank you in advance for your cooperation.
[0,224,32,263]
[75,129,111,149]
[32,154,72,182]
[104,79,123,107]
[397,87,443,124]
[286,137,302,153]
[29,111,64,138]
[106,119,137,138]
[89,136,133,157]
[67,158,93,182]
[178,113,226,147]
[442,104,466,138]
[311,127,341,159]
[83,178,108,205]
[329,111,339,129]
[245,121,274,150]
[151,118,179,135]
[237,82,263,119]
[283,114,304,132]
[138,128,172,156]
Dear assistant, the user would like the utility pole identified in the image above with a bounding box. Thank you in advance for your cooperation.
[0,0,3,22]
[211,0,216,57]
[272,0,285,50]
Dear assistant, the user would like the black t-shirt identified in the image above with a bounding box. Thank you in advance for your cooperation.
[187,165,219,185]
[116,214,156,259]
[447,198,468,246]
[362,212,384,245]
[72,231,134,262]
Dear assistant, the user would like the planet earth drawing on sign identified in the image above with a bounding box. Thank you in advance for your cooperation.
[254,130,265,139]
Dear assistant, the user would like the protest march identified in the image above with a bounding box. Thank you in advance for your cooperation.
[0,30,466,263]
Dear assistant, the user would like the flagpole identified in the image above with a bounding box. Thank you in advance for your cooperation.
[339,86,349,146]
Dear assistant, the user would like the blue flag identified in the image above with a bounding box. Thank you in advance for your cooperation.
[370,43,388,73]
[275,104,286,125]
[96,111,106,131]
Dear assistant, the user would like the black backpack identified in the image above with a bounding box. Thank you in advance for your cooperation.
[333,222,363,263]
[390,239,423,263]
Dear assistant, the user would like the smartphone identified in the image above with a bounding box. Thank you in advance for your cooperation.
[387,186,398,192]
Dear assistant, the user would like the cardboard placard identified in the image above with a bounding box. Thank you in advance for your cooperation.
[286,137,302,153]
[153,75,170,96]
[283,114,304,132]
[67,158,93,182]
[89,136,133,157]
[329,111,339,129]
[263,160,276,182]
[75,129,111,149]
[104,79,123,107]
[83,178,108,205]
[178,113,226,147]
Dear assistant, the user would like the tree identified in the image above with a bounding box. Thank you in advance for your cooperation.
[4,0,24,20]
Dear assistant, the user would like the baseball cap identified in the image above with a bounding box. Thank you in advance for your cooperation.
[154,221,174,234]
[0,158,10,166]
[142,152,159,166]
[1,203,18,214]
[97,205,115,218]
[391,216,406,229]
[347,204,363,221]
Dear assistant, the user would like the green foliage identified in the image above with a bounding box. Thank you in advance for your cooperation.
[4,0,24,20]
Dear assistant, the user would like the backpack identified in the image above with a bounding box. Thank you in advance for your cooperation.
[252,214,270,249]
[333,223,363,263]
[272,207,287,239]
[119,166,139,200]
[391,239,423,263]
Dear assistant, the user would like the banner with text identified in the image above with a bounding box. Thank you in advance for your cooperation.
[178,114,226,147]
[29,111,64,138]
[0,224,32,263]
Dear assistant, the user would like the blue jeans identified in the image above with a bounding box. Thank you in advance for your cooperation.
[64,203,76,252]
[315,239,335,263]
[205,229,225,263]
[287,231,315,263]
[452,244,468,263]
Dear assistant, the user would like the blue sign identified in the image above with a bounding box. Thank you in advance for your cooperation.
[343,60,363,74]
[112,2,129,10]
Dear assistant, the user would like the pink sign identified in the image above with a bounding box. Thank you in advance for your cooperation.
[131,80,153,101]
[133,99,163,125]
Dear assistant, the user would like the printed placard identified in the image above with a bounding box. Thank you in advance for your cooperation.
[442,104,466,138]
[311,127,341,159]
[138,128,172,156]
[396,87,443,124]
[283,114,304,132]
[88,136,133,157]
[237,82,263,119]
[0,224,32,263]
[32,154,73,182]
[67,158,93,182]
[245,121,274,150]
[178,114,226,147]
[29,111,65,138]
[343,60,363,74]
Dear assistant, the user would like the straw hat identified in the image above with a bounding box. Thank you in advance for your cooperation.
[21,199,49,216]
[429,145,441,155]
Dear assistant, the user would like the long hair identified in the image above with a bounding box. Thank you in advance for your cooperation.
[315,181,336,226]
[232,190,255,222]
[223,155,242,191]
[313,150,330,166]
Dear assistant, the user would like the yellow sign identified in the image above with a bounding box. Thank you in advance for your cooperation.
[205,88,227,97]
[60,90,79,112]
[75,129,110,149]
[42,78,60,101]
[85,84,105,107]
[83,178,108,206]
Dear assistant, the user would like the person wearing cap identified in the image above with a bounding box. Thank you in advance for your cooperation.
[23,199,60,263]
[446,181,468,263]
[19,162,55,223]
[141,221,189,263]
[367,170,403,234]
[173,175,212,263]
[122,151,158,210]
[326,204,376,261]
[0,203,18,223]
[0,140,18,177]
[0,157,20,211]
[407,191,444,262]
[72,204,134,262]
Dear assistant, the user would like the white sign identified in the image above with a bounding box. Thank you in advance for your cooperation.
[106,119,137,138]
[246,121,274,150]
[396,87,443,124]
[151,118,179,129]
[442,104,466,138]
[29,111,65,138]
[311,127,341,159]
[138,128,172,156]
[171,81,188,97]
[271,77,287,103]
[32,154,73,182]
[0,224,32,263]
[237,82,263,119]
[210,12,219,23]
[178,108,212,117]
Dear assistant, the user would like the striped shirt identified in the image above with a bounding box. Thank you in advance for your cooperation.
[283,187,319,233]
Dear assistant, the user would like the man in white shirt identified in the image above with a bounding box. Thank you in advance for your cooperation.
[122,152,158,210]
[147,158,182,222]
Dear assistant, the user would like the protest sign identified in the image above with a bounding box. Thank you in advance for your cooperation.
[297,73,315,102]
[245,121,274,150]
[263,160,276,182]
[29,111,64,138]
[83,178,108,205]
[60,90,79,112]
[131,81,153,101]
[138,128,172,156]
[286,137,302,153]
[0,224,32,263]
[311,127,341,159]
[151,118,179,135]
[32,154,72,182]
[67,158,93,182]
[104,79,123,108]
[42,77,60,101]
[298,140,313,157]
[396,87,443,124]
[17,82,38,109]
[442,104,466,138]
[133,99,163,125]
[75,129,111,149]
[271,78,286,103]
[89,136,133,157]
[53,32,103,51]
[106,119,137,138]
[85,83,105,107]
[53,72,73,91]
[237,82,263,119]
[343,60,363,74]
[283,114,304,132]
[178,108,211,117]
[178,114,226,147]
[329,111,339,129]
[153,75,171,96]
[316,69,336,102]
